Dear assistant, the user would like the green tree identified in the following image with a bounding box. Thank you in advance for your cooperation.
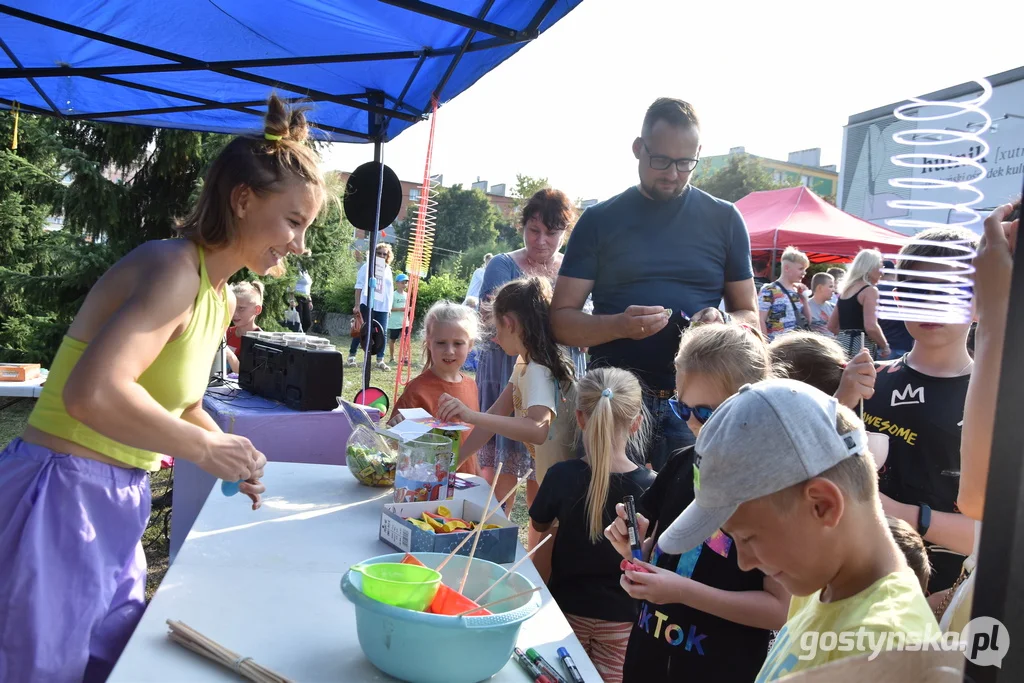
[692,154,798,203]
[428,184,498,276]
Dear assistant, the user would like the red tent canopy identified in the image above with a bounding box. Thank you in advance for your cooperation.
[736,186,907,264]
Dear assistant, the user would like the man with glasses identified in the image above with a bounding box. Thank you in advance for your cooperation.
[552,98,758,470]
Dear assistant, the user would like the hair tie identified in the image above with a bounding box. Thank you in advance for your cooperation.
[601,388,613,399]
[264,132,283,141]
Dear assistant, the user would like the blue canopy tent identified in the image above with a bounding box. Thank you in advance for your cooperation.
[0,0,583,389]
[0,1,581,141]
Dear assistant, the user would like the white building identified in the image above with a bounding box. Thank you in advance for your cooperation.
[838,66,1024,235]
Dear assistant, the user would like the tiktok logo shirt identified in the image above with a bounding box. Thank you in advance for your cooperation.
[863,357,970,593]
[622,447,772,683]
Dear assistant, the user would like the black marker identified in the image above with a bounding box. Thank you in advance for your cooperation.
[623,495,643,561]
[557,647,585,683]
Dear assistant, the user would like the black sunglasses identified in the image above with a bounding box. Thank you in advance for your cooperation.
[669,396,715,424]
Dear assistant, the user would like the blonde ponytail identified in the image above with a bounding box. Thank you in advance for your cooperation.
[577,368,647,543]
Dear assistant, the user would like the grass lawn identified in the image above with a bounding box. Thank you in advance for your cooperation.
[1,337,532,598]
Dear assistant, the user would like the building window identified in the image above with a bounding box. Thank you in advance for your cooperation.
[801,175,811,187]
[409,188,421,202]
[772,171,785,183]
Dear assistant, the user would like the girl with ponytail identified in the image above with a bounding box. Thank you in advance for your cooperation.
[528,367,656,683]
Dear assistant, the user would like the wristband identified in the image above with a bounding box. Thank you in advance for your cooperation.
[917,504,931,538]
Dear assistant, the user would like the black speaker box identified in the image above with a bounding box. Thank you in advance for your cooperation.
[238,336,343,411]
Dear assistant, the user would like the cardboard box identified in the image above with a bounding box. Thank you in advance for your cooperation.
[379,499,519,565]
[0,363,40,382]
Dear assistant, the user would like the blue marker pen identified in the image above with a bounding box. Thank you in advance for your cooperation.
[557,647,584,683]
[623,495,643,561]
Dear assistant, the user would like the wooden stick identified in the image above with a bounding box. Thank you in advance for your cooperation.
[455,586,543,617]
[458,462,501,593]
[473,533,553,604]
[859,332,866,420]
[435,468,532,572]
[166,620,294,683]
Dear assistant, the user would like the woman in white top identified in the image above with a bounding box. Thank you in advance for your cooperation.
[349,243,395,370]
[294,268,313,333]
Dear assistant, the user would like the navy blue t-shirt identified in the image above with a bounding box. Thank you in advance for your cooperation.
[559,186,753,390]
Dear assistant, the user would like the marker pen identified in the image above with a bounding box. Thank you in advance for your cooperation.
[623,495,643,561]
[526,648,568,683]
[557,647,585,683]
[514,648,553,683]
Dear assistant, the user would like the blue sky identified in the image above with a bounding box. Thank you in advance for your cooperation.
[323,0,1024,203]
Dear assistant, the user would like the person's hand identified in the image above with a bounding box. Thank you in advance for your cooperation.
[604,502,650,561]
[437,393,475,423]
[621,561,688,604]
[617,306,669,340]
[352,308,363,326]
[835,348,876,408]
[197,433,267,509]
[239,479,266,510]
[878,345,891,359]
[975,203,1018,325]
[795,283,809,296]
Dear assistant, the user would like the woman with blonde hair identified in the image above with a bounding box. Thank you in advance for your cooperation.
[828,248,890,359]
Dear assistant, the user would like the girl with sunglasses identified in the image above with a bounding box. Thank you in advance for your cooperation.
[605,323,789,683]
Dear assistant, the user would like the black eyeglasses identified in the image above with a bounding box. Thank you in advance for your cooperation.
[642,142,699,173]
[669,396,715,424]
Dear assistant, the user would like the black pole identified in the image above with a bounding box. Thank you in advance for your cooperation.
[966,180,1024,682]
[361,92,387,393]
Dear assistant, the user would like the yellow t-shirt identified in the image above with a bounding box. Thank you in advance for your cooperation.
[755,571,940,682]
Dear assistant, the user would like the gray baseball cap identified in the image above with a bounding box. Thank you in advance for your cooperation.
[658,378,867,555]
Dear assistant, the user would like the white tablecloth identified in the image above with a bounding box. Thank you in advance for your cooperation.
[0,375,45,398]
[110,463,602,682]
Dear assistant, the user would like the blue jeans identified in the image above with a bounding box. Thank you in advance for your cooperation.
[349,305,388,361]
[636,393,696,471]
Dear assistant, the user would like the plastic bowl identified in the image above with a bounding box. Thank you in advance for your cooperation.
[350,562,441,612]
[341,552,542,683]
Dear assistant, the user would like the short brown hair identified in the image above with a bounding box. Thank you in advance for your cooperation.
[897,226,978,278]
[887,516,931,591]
[827,267,846,280]
[642,98,700,136]
[770,331,847,395]
[176,94,325,249]
[520,188,577,237]
[811,272,834,293]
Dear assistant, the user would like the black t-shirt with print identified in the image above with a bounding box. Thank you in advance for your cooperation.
[863,357,969,594]
[530,459,657,622]
[622,447,772,683]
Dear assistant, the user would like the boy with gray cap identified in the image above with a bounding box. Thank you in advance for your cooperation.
[657,378,938,681]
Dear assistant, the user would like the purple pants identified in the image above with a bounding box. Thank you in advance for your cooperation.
[0,438,151,683]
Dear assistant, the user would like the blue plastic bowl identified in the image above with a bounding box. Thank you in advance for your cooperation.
[341,552,541,683]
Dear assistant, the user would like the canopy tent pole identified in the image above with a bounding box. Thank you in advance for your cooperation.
[361,94,387,392]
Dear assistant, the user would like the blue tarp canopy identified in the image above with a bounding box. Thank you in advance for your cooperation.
[0,0,582,142]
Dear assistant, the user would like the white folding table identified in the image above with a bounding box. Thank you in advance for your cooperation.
[110,462,602,682]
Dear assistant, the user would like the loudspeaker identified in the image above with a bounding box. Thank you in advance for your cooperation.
[344,161,403,232]
[238,336,343,411]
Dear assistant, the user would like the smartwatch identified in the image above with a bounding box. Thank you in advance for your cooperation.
[917,504,932,538]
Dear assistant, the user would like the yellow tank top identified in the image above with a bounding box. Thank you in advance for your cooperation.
[28,245,230,471]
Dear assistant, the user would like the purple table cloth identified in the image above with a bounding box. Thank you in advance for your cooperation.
[170,386,353,560]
